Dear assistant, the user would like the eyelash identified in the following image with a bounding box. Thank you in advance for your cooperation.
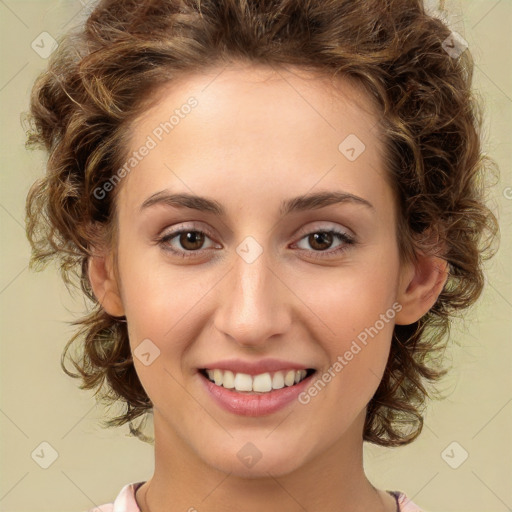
[156,225,356,260]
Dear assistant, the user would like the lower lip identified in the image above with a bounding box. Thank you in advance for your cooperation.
[199,371,315,417]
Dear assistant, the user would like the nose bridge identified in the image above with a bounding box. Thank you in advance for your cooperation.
[214,241,291,346]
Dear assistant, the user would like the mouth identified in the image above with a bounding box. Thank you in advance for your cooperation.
[199,368,317,394]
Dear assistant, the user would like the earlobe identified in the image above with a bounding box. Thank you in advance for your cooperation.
[88,252,125,317]
[395,252,449,326]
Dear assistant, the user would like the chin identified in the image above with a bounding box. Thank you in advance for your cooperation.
[198,437,310,478]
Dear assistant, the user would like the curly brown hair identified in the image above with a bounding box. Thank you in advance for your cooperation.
[24,0,499,447]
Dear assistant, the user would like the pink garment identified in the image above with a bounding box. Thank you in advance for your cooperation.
[86,481,426,512]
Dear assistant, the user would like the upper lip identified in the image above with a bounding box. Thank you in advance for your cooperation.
[200,358,313,376]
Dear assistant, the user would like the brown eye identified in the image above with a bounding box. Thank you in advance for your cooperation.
[158,227,218,259]
[177,231,206,251]
[307,232,334,251]
[293,228,356,260]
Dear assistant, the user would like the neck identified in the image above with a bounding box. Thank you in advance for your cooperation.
[137,409,396,512]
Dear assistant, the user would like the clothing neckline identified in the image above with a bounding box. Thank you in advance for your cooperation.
[133,482,402,512]
[387,490,401,512]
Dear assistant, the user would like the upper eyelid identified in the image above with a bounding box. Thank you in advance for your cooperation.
[293,222,353,239]
[160,222,216,240]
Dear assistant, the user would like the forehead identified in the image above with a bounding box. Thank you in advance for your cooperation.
[118,63,391,216]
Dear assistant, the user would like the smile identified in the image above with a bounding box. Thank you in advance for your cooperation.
[201,368,315,393]
[198,364,317,416]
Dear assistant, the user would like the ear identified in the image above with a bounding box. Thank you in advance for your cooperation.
[395,251,449,326]
[88,251,125,317]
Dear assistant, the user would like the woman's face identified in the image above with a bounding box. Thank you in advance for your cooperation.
[107,63,414,476]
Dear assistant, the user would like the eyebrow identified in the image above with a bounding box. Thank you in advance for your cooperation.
[140,190,375,216]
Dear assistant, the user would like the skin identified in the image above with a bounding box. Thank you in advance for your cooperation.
[89,62,448,512]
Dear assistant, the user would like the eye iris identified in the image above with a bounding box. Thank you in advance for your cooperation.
[309,232,332,251]
[180,231,205,250]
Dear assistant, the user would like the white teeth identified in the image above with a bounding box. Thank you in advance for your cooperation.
[284,370,296,387]
[204,368,310,393]
[222,370,235,389]
[253,373,272,392]
[213,369,223,386]
[234,373,253,392]
[272,371,285,389]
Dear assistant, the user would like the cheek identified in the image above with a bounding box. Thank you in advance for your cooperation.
[334,319,394,401]
[309,254,399,337]
[118,246,217,369]
[304,261,399,406]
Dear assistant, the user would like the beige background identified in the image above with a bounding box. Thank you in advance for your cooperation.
[1,1,510,511]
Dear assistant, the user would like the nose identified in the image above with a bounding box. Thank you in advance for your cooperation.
[213,248,292,349]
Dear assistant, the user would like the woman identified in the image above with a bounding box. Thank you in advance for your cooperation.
[24,1,499,511]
